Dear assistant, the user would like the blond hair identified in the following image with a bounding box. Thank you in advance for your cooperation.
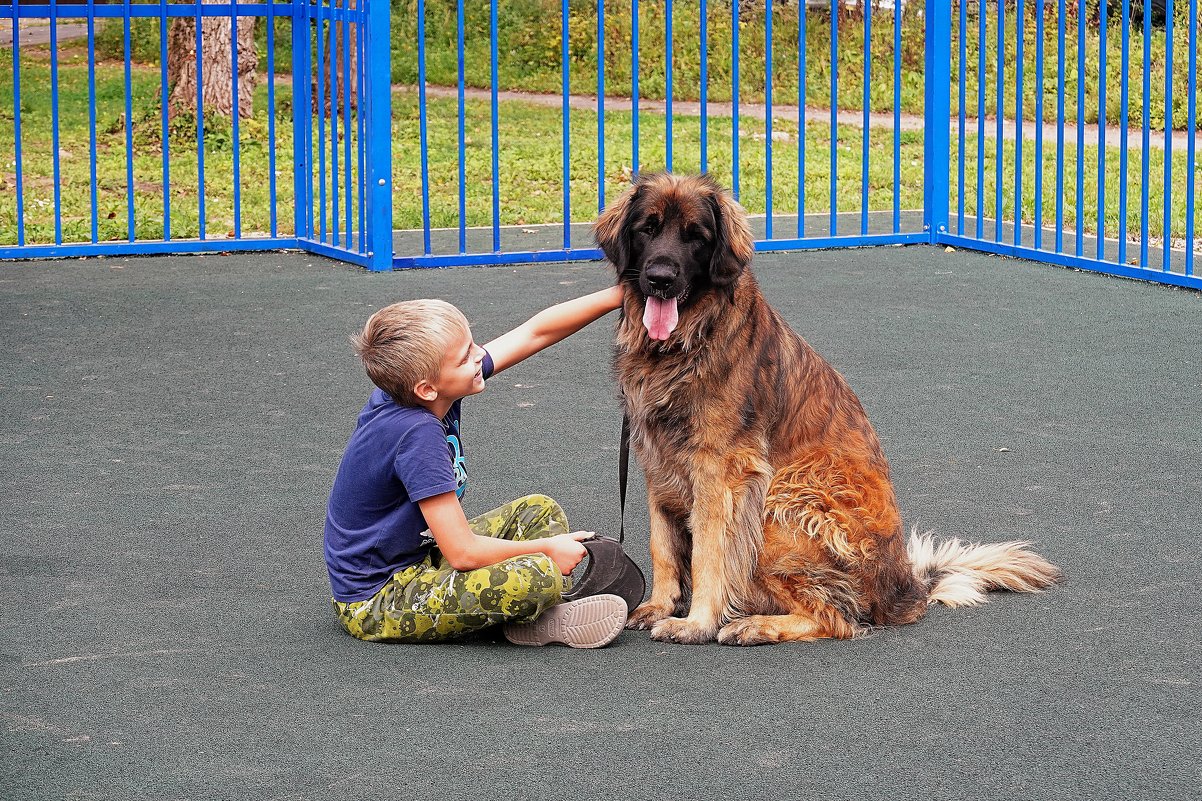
[351,299,469,406]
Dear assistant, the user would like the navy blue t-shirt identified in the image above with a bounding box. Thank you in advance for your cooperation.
[324,351,494,603]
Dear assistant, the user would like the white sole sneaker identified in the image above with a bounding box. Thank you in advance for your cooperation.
[503,594,628,649]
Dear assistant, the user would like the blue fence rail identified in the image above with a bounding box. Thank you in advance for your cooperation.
[1,0,1198,290]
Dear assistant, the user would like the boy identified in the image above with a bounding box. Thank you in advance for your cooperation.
[325,286,626,648]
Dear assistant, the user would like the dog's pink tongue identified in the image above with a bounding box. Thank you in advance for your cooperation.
[643,296,679,341]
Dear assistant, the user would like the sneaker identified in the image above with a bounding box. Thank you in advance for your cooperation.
[503,594,628,649]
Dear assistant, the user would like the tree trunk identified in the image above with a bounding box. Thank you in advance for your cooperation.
[313,0,359,117]
[167,0,259,119]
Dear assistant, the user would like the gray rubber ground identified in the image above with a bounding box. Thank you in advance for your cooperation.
[2,245,1199,801]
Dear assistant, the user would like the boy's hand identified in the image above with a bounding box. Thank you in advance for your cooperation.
[542,531,594,575]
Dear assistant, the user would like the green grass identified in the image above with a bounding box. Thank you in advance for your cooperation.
[394,90,1196,250]
[393,0,1201,132]
[389,90,931,230]
[72,2,1202,133]
[0,35,1197,250]
[0,42,296,244]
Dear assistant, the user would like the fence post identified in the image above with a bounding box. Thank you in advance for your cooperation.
[923,0,952,243]
[365,0,394,271]
[291,0,311,241]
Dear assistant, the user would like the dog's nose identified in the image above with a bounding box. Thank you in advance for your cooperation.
[645,263,677,295]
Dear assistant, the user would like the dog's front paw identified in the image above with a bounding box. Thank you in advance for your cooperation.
[650,616,719,644]
[717,618,774,646]
[626,601,675,630]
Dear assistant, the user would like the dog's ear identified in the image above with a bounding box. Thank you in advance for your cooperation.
[708,187,754,300]
[593,182,642,275]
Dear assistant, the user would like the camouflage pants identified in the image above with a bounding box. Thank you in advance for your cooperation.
[332,494,570,642]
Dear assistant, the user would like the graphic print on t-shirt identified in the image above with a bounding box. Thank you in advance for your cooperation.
[445,418,467,498]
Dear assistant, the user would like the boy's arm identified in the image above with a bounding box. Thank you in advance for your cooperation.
[484,285,624,375]
[418,491,591,574]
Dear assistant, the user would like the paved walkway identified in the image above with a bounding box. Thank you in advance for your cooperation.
[0,19,89,47]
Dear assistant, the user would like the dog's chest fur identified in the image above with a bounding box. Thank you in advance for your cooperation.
[613,286,777,510]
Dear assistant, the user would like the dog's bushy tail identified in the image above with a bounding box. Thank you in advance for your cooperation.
[906,529,1062,608]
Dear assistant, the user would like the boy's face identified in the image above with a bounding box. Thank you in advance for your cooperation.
[431,324,487,402]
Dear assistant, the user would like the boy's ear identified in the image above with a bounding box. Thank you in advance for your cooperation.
[413,379,438,403]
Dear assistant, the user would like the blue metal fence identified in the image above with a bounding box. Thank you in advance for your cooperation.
[389,0,1198,290]
[0,0,391,268]
[937,0,1200,290]
[1,1,1198,290]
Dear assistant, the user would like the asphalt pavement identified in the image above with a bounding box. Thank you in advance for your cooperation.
[2,244,1199,800]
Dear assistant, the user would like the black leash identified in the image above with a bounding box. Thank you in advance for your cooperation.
[561,408,646,612]
[618,412,629,544]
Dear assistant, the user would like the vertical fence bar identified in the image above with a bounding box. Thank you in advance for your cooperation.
[49,0,62,243]
[158,0,169,241]
[829,2,837,235]
[1056,0,1065,252]
[798,0,806,238]
[924,0,952,241]
[598,0,606,210]
[1140,1,1150,267]
[731,0,739,198]
[10,0,23,246]
[292,0,310,241]
[764,0,772,239]
[957,0,965,235]
[367,0,393,270]
[331,2,341,246]
[418,0,430,254]
[198,0,208,238]
[665,0,673,172]
[1035,0,1044,250]
[268,0,279,238]
[317,0,328,242]
[87,0,98,242]
[700,0,707,174]
[357,0,367,254]
[231,0,242,239]
[342,4,352,248]
[123,0,134,241]
[1118,0,1129,264]
[894,0,902,234]
[994,0,1003,242]
[860,0,869,237]
[489,0,500,250]
[307,2,317,242]
[1081,0,1091,253]
[458,0,466,252]
[561,0,571,249]
[1187,0,1197,276]
[330,4,340,248]
[976,0,985,240]
[1096,0,1106,260]
[1014,0,1023,247]
[632,0,640,175]
[1162,0,1174,272]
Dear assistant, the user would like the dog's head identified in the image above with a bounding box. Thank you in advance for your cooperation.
[593,173,754,341]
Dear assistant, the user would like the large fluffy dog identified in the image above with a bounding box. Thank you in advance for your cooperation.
[594,172,1061,645]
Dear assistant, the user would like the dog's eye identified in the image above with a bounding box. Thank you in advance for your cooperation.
[684,227,707,244]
